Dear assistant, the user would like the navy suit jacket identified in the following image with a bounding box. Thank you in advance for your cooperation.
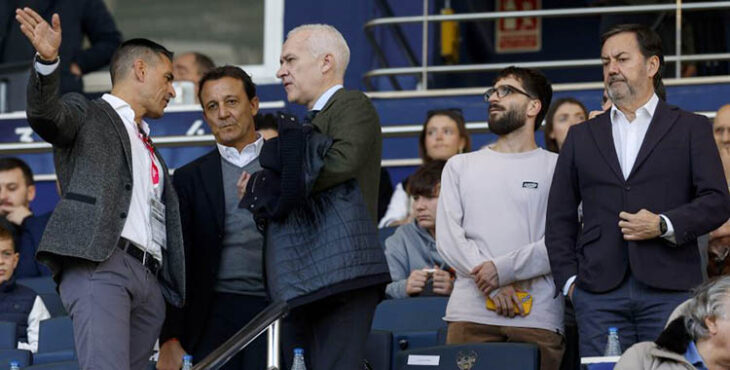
[160,149,228,351]
[16,212,51,278]
[546,100,730,294]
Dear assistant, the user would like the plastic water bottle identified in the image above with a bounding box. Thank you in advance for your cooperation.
[291,348,307,370]
[182,354,193,370]
[9,361,19,370]
[604,327,622,356]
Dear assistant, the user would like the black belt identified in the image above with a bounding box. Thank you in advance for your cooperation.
[117,238,161,275]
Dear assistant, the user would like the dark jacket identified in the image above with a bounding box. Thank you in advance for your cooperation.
[310,88,382,223]
[546,100,730,294]
[241,115,390,307]
[26,65,185,308]
[15,213,51,279]
[0,0,121,94]
[0,277,37,343]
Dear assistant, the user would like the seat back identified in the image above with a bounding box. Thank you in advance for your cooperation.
[17,277,66,317]
[0,349,32,369]
[395,343,540,370]
[38,316,74,353]
[0,322,16,350]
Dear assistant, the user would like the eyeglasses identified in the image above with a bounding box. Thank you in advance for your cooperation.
[483,85,534,101]
[426,107,464,119]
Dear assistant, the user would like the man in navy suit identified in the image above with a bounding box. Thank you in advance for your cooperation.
[546,24,730,357]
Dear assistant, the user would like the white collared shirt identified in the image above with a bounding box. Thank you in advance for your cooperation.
[311,84,343,111]
[216,134,264,168]
[102,94,164,262]
[610,93,658,179]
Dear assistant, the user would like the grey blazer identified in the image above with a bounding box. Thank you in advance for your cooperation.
[25,67,185,307]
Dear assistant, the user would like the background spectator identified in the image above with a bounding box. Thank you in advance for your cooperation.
[173,51,215,103]
[1,0,121,94]
[0,219,50,354]
[379,109,471,228]
[544,98,588,153]
[0,157,51,278]
[384,160,453,299]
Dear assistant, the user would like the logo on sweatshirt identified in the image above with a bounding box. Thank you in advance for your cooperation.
[522,181,538,189]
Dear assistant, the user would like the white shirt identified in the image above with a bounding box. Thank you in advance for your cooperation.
[563,93,674,295]
[311,85,343,111]
[216,134,264,168]
[35,59,165,262]
[16,296,51,353]
[101,94,165,262]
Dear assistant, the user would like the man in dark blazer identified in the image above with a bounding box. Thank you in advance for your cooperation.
[18,9,184,369]
[275,24,388,369]
[546,24,730,357]
[1,0,121,94]
[157,66,267,370]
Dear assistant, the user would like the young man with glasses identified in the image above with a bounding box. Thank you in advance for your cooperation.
[436,66,565,370]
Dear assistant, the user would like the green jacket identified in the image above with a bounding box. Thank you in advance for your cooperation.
[312,88,382,223]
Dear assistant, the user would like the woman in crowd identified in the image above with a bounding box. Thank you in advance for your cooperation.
[378,109,471,228]
[544,97,588,153]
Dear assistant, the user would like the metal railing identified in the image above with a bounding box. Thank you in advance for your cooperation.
[364,1,730,89]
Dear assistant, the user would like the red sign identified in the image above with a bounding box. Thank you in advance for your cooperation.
[495,0,542,53]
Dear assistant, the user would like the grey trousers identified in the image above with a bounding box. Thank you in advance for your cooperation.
[59,248,165,370]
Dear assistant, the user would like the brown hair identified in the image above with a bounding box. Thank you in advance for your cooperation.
[544,98,588,153]
[418,109,471,162]
[407,160,446,198]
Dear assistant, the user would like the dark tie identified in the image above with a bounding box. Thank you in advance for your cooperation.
[304,110,320,123]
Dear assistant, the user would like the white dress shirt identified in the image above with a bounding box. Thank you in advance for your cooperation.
[216,134,264,168]
[102,94,164,262]
[16,296,51,353]
[35,58,165,262]
[563,93,675,295]
[311,84,343,111]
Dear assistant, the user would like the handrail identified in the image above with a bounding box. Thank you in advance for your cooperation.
[363,1,730,90]
[364,53,730,78]
[193,301,289,370]
[364,2,730,27]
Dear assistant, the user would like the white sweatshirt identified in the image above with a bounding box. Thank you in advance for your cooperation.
[436,147,563,334]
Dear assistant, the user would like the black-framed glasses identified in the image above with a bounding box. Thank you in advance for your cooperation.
[483,85,534,101]
[426,107,463,119]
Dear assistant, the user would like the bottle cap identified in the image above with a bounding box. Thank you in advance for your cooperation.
[9,361,18,366]
[294,348,304,355]
[609,327,618,333]
[183,354,193,361]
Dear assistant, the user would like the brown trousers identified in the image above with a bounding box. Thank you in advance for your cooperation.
[447,321,565,370]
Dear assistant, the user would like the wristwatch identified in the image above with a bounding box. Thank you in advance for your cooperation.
[35,53,59,65]
[659,216,668,235]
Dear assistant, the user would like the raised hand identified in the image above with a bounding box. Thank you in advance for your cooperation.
[15,7,62,61]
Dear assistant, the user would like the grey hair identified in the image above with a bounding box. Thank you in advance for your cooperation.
[684,276,730,340]
[286,24,350,78]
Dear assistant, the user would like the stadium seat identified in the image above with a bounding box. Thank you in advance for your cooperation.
[25,361,80,369]
[364,330,392,370]
[0,349,32,369]
[16,277,66,317]
[0,322,16,350]
[371,297,449,369]
[34,316,75,365]
[395,342,540,370]
[378,227,397,249]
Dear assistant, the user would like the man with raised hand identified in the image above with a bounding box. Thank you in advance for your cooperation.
[16,7,184,369]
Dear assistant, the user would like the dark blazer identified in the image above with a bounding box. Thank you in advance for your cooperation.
[15,212,52,278]
[159,149,228,350]
[25,66,185,307]
[1,0,121,93]
[311,88,382,223]
[546,100,730,294]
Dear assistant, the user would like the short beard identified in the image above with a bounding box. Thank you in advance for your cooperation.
[606,75,637,107]
[489,109,527,136]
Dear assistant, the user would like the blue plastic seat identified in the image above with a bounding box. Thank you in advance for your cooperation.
[395,342,540,370]
[0,322,16,350]
[25,360,80,369]
[16,277,66,317]
[34,317,75,365]
[0,349,32,369]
